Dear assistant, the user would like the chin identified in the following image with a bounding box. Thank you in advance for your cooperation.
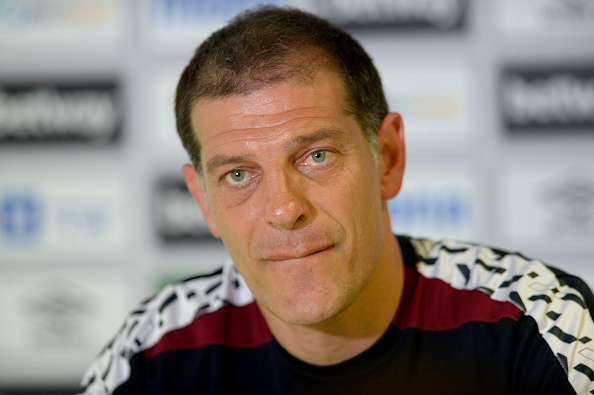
[272,291,353,327]
[282,310,333,326]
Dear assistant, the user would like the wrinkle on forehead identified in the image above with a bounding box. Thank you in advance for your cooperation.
[192,72,345,130]
[204,112,336,147]
[194,96,338,132]
[193,102,344,152]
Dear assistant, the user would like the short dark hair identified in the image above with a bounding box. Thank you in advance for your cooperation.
[175,6,388,174]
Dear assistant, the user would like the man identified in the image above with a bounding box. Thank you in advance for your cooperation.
[80,6,594,394]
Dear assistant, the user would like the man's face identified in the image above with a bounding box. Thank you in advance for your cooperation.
[185,70,397,326]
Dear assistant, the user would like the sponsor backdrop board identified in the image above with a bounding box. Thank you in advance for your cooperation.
[153,178,213,242]
[388,163,479,241]
[497,0,594,35]
[1,0,593,391]
[381,65,473,152]
[0,267,132,389]
[499,165,594,251]
[139,0,297,54]
[0,161,130,261]
[499,65,594,134]
[0,81,123,144]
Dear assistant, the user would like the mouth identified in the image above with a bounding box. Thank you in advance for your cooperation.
[262,244,332,262]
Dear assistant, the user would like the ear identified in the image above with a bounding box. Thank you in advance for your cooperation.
[182,164,221,239]
[376,113,405,200]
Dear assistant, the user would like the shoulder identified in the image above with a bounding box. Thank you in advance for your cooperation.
[79,258,254,394]
[406,236,594,393]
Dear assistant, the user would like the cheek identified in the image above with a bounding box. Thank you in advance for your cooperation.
[316,175,375,245]
[343,163,381,206]
[210,198,262,256]
[340,166,384,237]
[210,204,245,241]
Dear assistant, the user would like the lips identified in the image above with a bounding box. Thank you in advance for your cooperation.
[260,244,332,262]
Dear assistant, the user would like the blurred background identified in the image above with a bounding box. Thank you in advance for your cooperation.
[0,0,593,392]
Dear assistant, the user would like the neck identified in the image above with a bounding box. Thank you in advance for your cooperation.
[259,228,405,366]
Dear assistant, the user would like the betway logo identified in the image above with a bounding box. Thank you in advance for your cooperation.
[318,0,467,30]
[0,83,121,143]
[501,68,594,129]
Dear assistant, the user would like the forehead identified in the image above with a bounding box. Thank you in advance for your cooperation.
[189,70,352,153]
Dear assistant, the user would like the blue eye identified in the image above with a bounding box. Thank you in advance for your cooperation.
[311,150,326,163]
[228,170,245,183]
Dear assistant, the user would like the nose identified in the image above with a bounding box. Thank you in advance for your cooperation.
[264,169,310,230]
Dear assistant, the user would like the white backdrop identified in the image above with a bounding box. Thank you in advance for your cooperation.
[1,0,593,391]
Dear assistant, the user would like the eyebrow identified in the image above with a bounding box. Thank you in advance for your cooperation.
[285,128,342,153]
[205,128,343,176]
[205,154,256,176]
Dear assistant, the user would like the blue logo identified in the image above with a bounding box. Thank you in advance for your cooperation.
[153,0,286,23]
[388,190,471,236]
[0,194,42,242]
[55,201,112,238]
